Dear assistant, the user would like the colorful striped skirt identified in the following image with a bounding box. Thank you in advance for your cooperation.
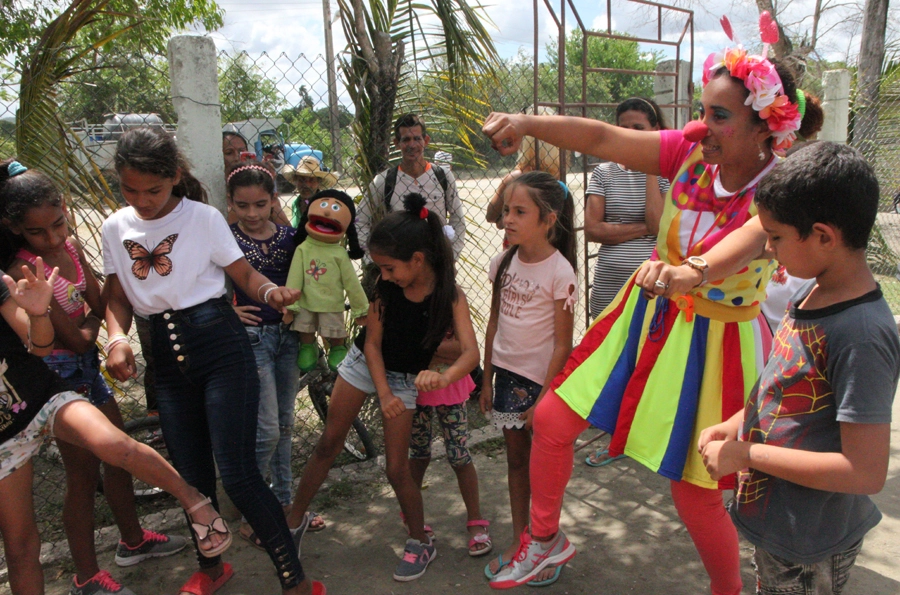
[555,275,772,489]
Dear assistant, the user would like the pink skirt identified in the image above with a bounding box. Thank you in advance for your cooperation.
[417,374,476,407]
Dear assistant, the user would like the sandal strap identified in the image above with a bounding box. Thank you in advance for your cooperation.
[466,519,490,528]
[185,496,212,516]
[469,532,492,545]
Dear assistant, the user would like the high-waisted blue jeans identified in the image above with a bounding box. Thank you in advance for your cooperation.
[245,322,300,507]
[150,297,303,587]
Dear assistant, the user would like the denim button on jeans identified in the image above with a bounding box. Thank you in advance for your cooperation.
[150,297,304,586]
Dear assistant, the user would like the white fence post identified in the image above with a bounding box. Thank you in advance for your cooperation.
[820,69,851,144]
[654,59,691,129]
[167,35,225,215]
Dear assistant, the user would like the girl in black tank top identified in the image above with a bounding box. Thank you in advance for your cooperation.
[288,194,480,581]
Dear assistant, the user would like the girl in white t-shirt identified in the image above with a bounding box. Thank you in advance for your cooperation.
[480,171,577,585]
[102,128,325,595]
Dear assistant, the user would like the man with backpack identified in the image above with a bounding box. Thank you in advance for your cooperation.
[357,113,466,261]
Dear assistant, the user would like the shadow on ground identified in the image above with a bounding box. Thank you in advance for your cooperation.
[40,422,900,595]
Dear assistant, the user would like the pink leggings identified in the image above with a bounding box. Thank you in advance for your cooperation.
[531,390,742,595]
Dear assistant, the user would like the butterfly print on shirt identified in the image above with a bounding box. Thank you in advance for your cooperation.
[123,234,178,280]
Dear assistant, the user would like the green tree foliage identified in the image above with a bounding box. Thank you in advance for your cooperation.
[58,52,173,124]
[0,0,223,65]
[219,54,284,122]
[546,28,664,123]
[336,0,499,192]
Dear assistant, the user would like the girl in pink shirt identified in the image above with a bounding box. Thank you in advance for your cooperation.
[480,172,577,585]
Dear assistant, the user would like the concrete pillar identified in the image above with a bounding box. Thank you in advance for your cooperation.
[167,35,226,215]
[820,69,850,143]
[654,59,691,129]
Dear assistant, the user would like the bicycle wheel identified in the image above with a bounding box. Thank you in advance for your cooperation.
[123,415,168,499]
[308,371,377,461]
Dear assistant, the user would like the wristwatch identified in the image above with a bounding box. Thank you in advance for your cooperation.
[682,256,709,287]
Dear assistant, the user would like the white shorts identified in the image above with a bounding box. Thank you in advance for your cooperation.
[0,391,87,481]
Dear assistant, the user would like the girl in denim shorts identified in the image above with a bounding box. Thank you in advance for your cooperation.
[479,172,577,586]
[286,193,479,583]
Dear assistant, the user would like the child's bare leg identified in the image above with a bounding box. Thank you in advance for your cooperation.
[57,440,104,582]
[0,461,43,595]
[488,427,531,573]
[96,400,144,545]
[287,377,367,529]
[51,400,226,552]
[453,462,483,520]
[383,409,428,542]
[409,457,430,490]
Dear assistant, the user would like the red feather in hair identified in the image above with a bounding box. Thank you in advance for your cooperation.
[720,15,735,42]
[759,11,779,44]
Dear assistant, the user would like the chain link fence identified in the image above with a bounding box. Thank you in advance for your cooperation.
[0,47,596,571]
[3,42,898,575]
[851,65,900,310]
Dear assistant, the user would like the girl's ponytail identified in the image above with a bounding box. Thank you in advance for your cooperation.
[554,186,577,272]
[368,193,456,348]
[115,127,207,203]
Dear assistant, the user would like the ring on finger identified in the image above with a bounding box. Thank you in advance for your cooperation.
[654,279,669,291]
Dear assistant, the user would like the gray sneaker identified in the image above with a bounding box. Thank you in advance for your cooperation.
[69,571,137,595]
[393,537,436,582]
[114,529,187,567]
[489,527,575,590]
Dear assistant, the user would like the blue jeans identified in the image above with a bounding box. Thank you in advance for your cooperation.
[150,297,303,587]
[246,322,300,507]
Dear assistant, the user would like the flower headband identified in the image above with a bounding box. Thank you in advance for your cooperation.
[701,12,801,150]
[226,164,275,183]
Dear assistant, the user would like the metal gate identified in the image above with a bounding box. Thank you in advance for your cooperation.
[528,0,695,325]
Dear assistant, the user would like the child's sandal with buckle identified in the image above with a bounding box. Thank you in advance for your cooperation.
[186,497,232,558]
[467,519,492,557]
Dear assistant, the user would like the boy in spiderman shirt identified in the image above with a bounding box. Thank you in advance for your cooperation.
[699,142,899,595]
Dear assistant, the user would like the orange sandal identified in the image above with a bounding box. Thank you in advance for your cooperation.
[179,563,234,595]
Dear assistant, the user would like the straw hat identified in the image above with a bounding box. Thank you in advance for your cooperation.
[283,156,339,188]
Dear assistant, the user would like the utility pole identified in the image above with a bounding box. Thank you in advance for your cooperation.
[322,0,342,173]
[854,0,889,163]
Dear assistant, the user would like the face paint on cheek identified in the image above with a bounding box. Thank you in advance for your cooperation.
[721,127,735,138]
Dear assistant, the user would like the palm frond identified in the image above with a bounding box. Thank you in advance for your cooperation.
[16,0,138,261]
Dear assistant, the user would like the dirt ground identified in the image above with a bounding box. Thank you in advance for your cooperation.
[33,386,900,595]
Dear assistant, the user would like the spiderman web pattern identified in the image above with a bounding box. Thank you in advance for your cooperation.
[737,321,832,505]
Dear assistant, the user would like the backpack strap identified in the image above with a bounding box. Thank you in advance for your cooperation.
[433,164,449,194]
[383,166,399,212]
